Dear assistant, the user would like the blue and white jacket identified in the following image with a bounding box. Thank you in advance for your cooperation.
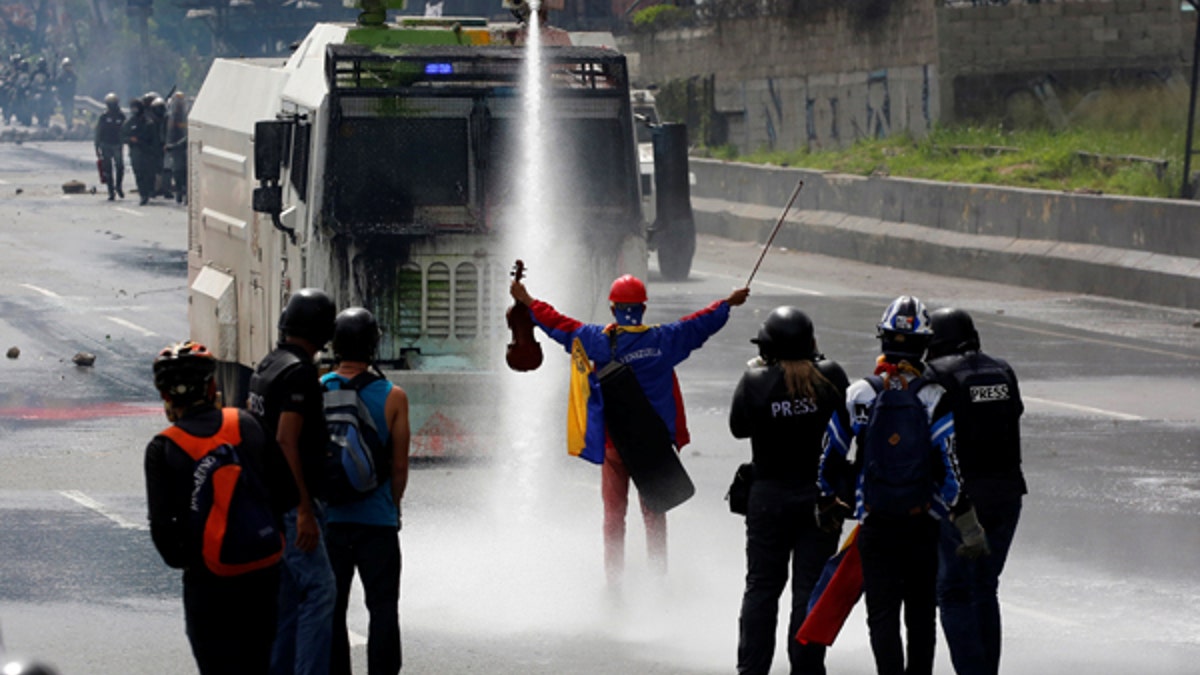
[818,370,966,521]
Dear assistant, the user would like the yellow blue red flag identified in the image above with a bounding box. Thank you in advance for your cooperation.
[568,337,592,458]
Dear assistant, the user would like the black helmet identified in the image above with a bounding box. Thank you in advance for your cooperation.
[129,97,144,112]
[103,92,119,109]
[279,288,336,347]
[332,307,380,362]
[926,307,980,360]
[751,306,816,361]
[153,340,216,405]
[876,295,932,359]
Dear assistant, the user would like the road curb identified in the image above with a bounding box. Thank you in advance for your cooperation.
[689,160,1200,310]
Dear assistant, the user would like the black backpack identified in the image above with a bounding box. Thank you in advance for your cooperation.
[320,373,388,505]
[859,375,935,517]
[159,409,283,576]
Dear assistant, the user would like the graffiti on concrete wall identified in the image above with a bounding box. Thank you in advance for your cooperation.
[727,65,935,153]
[866,69,891,139]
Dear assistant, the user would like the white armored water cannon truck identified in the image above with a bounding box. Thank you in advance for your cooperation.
[185,0,696,456]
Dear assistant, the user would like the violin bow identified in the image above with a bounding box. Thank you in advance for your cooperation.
[745,178,804,288]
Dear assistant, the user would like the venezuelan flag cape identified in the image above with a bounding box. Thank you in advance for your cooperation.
[795,524,864,647]
[567,337,605,464]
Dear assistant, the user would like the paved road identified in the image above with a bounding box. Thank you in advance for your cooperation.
[1,142,1198,673]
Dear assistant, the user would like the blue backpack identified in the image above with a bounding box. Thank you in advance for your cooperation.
[859,375,935,517]
[321,373,388,505]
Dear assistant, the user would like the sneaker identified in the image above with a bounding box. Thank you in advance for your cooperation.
[107,193,114,201]
[139,197,149,205]
[117,188,125,199]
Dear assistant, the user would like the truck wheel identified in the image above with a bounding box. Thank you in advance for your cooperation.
[656,218,695,281]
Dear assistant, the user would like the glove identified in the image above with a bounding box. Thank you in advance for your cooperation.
[815,498,850,534]
[953,507,991,559]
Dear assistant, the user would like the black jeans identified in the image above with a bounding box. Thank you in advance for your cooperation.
[738,480,839,675]
[858,514,939,675]
[326,523,402,675]
[183,564,280,675]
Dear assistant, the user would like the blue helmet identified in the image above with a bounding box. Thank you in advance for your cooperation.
[877,295,932,358]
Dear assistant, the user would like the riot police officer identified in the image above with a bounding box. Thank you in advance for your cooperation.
[121,98,161,205]
[94,93,125,200]
[149,96,170,196]
[730,306,849,675]
[56,58,76,128]
[924,308,1025,675]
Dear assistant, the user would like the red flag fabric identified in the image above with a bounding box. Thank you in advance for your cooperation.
[795,524,864,647]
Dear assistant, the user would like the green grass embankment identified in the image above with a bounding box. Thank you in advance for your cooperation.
[704,84,1195,200]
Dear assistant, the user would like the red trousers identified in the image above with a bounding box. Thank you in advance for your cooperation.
[602,441,667,585]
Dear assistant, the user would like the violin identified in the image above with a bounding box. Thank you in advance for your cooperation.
[506,260,543,372]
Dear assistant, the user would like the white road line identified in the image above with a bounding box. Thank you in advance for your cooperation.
[348,630,368,647]
[1003,323,1196,361]
[114,206,143,217]
[1002,600,1084,628]
[752,278,825,296]
[693,268,825,296]
[0,178,8,184]
[1024,396,1145,421]
[106,315,158,337]
[59,490,148,531]
[19,283,61,298]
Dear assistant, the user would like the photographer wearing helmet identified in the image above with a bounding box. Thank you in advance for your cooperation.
[94,93,125,201]
[144,341,281,674]
[322,307,409,675]
[247,287,337,675]
[729,307,848,675]
[925,308,1025,675]
[817,295,984,675]
[511,274,749,586]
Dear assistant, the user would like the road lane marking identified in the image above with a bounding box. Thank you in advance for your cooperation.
[692,268,824,296]
[1002,600,1083,628]
[1001,323,1197,361]
[114,206,143,217]
[19,283,61,298]
[59,490,148,531]
[349,630,367,647]
[106,315,158,337]
[1024,396,1145,421]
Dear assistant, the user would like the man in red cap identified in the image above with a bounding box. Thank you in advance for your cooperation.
[511,274,749,585]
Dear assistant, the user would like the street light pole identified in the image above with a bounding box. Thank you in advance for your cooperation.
[126,0,153,96]
[1182,1,1200,199]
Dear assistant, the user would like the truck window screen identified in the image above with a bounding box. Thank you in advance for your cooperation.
[331,117,469,223]
[484,117,630,208]
[558,118,630,206]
